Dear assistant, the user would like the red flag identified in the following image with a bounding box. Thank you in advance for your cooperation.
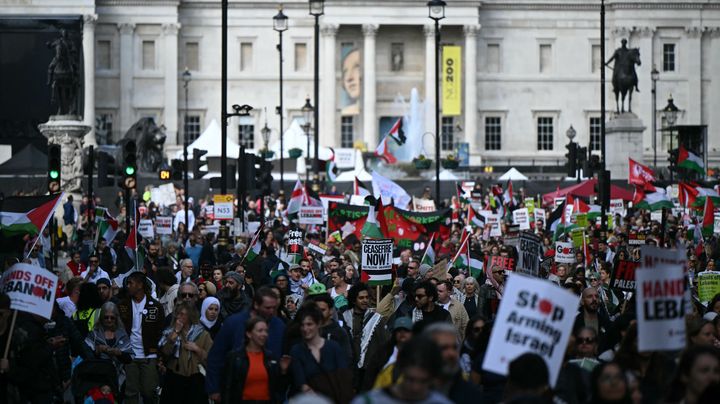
[628,158,656,186]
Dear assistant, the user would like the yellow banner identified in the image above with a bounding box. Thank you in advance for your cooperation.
[442,46,462,116]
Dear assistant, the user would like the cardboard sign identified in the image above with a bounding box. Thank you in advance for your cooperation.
[482,273,579,386]
[611,260,640,292]
[138,219,154,239]
[513,208,531,230]
[155,216,173,235]
[524,198,535,214]
[298,206,324,225]
[698,272,720,304]
[534,208,546,232]
[307,242,328,257]
[517,232,542,277]
[287,229,304,255]
[555,242,576,264]
[213,194,234,220]
[1,263,58,319]
[361,239,394,286]
[636,264,686,352]
[609,199,624,215]
[486,255,516,272]
[412,197,436,212]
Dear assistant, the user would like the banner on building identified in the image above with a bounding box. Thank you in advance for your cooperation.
[361,239,394,286]
[555,242,576,264]
[516,232,542,277]
[636,264,686,352]
[155,216,173,235]
[482,273,579,387]
[442,46,462,116]
[1,263,58,319]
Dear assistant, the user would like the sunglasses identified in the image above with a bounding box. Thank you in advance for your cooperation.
[454,280,461,283]
[103,316,116,320]
[577,337,596,345]
[414,294,426,299]
[179,293,196,298]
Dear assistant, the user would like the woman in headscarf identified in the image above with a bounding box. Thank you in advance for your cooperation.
[200,296,221,339]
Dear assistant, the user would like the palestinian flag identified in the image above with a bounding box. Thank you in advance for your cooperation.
[375,132,398,164]
[678,145,705,175]
[503,180,514,206]
[456,183,471,205]
[547,199,566,238]
[97,214,119,244]
[243,224,265,263]
[326,148,337,185]
[361,203,384,239]
[387,117,406,145]
[635,188,674,211]
[354,177,372,197]
[467,205,486,229]
[286,180,307,216]
[451,234,483,278]
[701,196,715,237]
[0,193,64,237]
[679,182,720,208]
[421,233,436,266]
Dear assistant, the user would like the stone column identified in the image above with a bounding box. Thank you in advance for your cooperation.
[630,26,654,158]
[424,24,436,156]
[163,23,180,147]
[708,28,720,161]
[362,24,378,149]
[685,26,702,124]
[463,25,479,157]
[320,24,338,148]
[118,23,135,133]
[605,113,646,180]
[82,14,98,146]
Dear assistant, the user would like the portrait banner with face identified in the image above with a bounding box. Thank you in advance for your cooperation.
[340,44,361,116]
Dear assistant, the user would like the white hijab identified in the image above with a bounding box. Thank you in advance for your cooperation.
[200,297,220,330]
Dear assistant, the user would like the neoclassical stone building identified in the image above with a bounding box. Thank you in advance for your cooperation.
[2,0,719,170]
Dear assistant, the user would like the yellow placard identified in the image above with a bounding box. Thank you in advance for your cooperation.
[442,46,462,116]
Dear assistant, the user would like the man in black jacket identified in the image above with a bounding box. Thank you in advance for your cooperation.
[574,287,611,351]
[411,280,452,334]
[310,292,353,363]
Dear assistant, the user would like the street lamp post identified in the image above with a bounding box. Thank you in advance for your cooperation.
[651,66,659,169]
[301,98,314,185]
[273,6,288,190]
[428,0,446,205]
[182,68,191,234]
[566,125,578,183]
[309,0,324,180]
[662,95,679,182]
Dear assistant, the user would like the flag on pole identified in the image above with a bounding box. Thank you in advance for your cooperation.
[354,177,372,197]
[286,180,307,215]
[635,188,674,211]
[456,183,471,205]
[467,205,486,229]
[0,193,64,237]
[243,224,265,263]
[701,196,715,237]
[375,132,398,164]
[326,147,337,185]
[421,233,436,266]
[97,214,119,244]
[628,158,657,185]
[387,117,406,145]
[678,145,705,175]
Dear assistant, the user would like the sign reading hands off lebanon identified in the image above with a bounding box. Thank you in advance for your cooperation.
[482,274,579,386]
[1,263,58,319]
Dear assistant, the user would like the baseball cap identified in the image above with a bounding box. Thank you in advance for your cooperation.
[307,283,327,296]
[392,317,413,332]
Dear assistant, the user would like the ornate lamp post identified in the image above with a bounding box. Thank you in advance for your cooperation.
[662,95,679,182]
[273,6,288,189]
[427,0,446,205]
[301,98,314,184]
[651,65,659,169]
[261,120,271,157]
[308,0,324,179]
[566,125,578,183]
[182,68,191,233]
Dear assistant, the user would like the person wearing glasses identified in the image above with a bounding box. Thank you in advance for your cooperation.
[85,301,133,389]
[80,254,110,284]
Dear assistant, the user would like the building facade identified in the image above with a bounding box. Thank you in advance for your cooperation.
[4,0,720,170]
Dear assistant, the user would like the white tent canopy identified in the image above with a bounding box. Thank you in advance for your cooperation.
[498,167,528,181]
[335,149,372,182]
[432,169,460,181]
[268,119,333,161]
[174,119,241,159]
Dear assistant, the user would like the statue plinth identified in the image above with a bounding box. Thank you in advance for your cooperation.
[605,112,646,180]
[39,115,91,193]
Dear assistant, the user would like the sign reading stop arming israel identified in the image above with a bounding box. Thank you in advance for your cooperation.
[361,239,393,286]
[442,46,462,116]
[482,273,579,387]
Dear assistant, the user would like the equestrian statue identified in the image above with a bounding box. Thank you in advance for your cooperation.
[606,39,642,114]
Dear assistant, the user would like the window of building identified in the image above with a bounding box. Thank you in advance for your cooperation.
[537,116,554,150]
[142,40,155,70]
[539,44,552,73]
[240,42,253,71]
[591,45,601,73]
[95,112,114,145]
[485,116,502,150]
[294,43,307,72]
[589,117,601,152]
[97,40,111,70]
[184,114,201,143]
[238,116,255,149]
[340,116,355,148]
[487,44,500,73]
[391,43,404,72]
[185,41,199,71]
[441,117,454,151]
[663,43,675,72]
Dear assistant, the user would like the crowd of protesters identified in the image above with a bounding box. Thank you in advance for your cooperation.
[0,180,719,404]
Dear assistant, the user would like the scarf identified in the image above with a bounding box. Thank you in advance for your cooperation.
[342,309,382,368]
[200,297,220,330]
[159,323,206,359]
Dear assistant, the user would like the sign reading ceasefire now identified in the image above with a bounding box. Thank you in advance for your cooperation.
[442,46,462,116]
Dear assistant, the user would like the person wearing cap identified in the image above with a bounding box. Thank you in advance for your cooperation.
[288,264,306,297]
[373,316,414,389]
[217,271,250,321]
[96,277,114,304]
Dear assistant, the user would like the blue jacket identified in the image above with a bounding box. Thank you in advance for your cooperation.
[205,309,286,395]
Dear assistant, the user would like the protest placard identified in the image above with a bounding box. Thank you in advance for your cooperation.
[715,213,720,234]
[571,228,584,248]
[611,259,640,292]
[319,194,346,220]
[636,264,686,352]
[307,242,328,257]
[138,219,154,239]
[534,208,546,231]
[298,206,324,225]
[517,232,542,277]
[205,205,215,221]
[287,229,304,255]
[555,242,576,264]
[650,211,662,223]
[213,194,234,220]
[524,198,535,214]
[698,272,720,304]
[484,213,502,237]
[486,255,516,273]
[513,208,530,230]
[575,213,588,228]
[628,232,646,245]
[155,216,173,235]
[201,224,219,235]
[412,197,436,212]
[640,246,688,273]
[361,239,393,285]
[482,273,579,386]
[150,183,176,207]
[609,199,624,215]
[1,263,58,319]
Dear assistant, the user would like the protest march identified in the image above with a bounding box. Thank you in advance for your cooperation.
[0,157,719,404]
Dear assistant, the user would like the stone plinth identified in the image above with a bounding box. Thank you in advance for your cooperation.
[38,115,91,193]
[605,113,646,181]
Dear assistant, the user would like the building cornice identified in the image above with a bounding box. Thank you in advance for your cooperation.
[98,0,179,6]
[480,2,720,11]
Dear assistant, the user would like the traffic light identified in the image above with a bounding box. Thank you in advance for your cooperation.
[47,144,61,193]
[171,159,183,181]
[667,148,679,170]
[576,146,587,176]
[565,142,577,177]
[122,140,137,189]
[585,154,600,178]
[598,170,611,208]
[258,160,274,196]
[192,149,208,179]
[97,151,114,187]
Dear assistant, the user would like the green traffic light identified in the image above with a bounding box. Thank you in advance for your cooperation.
[125,166,136,176]
[49,170,60,179]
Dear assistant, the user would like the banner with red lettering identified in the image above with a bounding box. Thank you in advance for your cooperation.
[486,255,516,273]
[635,264,686,352]
[1,263,58,319]
[610,259,640,292]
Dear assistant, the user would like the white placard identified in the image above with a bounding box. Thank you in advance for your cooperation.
[512,208,530,230]
[138,219,154,239]
[201,224,219,235]
[483,213,502,237]
[482,274,579,386]
[155,216,173,235]
[299,206,324,225]
[715,213,720,234]
[635,264,686,352]
[609,199,624,215]
[534,208,546,231]
[554,241,576,264]
[1,263,58,319]
[650,211,662,223]
[361,239,394,285]
[334,148,356,168]
[150,183,177,207]
[349,194,368,206]
[412,197,436,212]
[213,194,234,221]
